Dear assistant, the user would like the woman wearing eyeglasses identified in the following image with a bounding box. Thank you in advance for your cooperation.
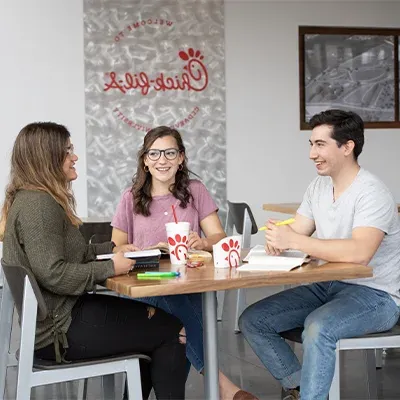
[112,126,258,400]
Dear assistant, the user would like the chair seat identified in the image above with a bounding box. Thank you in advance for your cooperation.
[32,353,151,370]
[281,324,400,344]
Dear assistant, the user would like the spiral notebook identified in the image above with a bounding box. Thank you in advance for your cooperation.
[237,245,309,272]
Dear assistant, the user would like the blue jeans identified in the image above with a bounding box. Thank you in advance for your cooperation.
[138,294,204,373]
[239,281,400,400]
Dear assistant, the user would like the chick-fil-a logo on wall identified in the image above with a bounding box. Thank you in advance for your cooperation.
[103,18,209,132]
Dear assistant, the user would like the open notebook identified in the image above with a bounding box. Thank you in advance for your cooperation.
[96,249,161,269]
[237,245,309,272]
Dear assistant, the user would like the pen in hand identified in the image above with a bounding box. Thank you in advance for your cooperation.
[258,218,295,231]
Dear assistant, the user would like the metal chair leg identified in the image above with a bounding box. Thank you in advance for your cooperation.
[0,279,15,399]
[125,360,143,400]
[102,374,116,400]
[375,348,383,369]
[329,348,340,400]
[364,349,378,399]
[77,379,88,400]
[216,291,225,322]
[59,381,70,400]
[234,289,246,333]
[16,278,37,400]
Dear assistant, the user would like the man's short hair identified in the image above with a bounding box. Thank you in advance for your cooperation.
[309,109,365,160]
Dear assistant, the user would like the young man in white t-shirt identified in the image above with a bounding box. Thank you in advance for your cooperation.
[239,109,400,400]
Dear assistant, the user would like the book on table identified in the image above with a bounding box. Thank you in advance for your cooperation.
[96,249,161,269]
[237,245,309,272]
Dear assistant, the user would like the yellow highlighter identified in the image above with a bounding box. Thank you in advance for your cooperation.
[259,218,295,231]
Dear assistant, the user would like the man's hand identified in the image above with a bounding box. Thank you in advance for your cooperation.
[113,244,141,254]
[265,242,283,256]
[264,219,283,255]
[265,219,298,252]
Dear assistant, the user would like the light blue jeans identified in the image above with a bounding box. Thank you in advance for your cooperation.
[138,294,204,373]
[239,281,400,400]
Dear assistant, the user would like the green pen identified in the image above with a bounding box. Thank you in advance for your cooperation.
[137,272,180,278]
[137,275,176,280]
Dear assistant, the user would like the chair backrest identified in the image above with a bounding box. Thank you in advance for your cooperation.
[225,201,258,249]
[79,221,112,244]
[1,259,48,321]
[89,233,112,244]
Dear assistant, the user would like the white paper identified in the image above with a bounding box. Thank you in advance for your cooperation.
[238,245,308,271]
[237,263,300,272]
[96,249,161,261]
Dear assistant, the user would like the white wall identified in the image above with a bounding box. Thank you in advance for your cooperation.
[1,1,400,250]
[225,0,400,243]
[0,0,87,217]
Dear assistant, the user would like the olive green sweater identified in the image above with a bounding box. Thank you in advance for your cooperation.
[2,190,115,351]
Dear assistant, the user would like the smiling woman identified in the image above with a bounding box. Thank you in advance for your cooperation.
[63,141,78,181]
[111,126,258,399]
[0,122,187,399]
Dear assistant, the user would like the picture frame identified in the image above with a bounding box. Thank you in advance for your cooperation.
[299,26,400,129]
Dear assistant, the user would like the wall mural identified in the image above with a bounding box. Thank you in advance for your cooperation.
[84,0,226,221]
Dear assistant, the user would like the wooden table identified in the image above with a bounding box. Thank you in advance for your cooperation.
[263,203,400,214]
[105,256,372,399]
[263,203,301,215]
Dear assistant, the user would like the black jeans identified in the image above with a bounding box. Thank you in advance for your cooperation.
[35,293,186,399]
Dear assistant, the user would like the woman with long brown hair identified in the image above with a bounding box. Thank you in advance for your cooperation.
[1,122,187,399]
[112,126,258,400]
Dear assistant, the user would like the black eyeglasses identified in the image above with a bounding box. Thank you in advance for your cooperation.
[146,148,180,161]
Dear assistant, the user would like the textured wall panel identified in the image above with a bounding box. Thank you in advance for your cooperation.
[84,0,226,223]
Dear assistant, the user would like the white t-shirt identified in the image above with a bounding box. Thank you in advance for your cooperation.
[298,168,400,304]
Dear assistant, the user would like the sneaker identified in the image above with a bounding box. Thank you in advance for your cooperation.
[282,388,300,400]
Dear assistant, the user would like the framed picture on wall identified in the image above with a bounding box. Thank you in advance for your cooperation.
[299,26,400,129]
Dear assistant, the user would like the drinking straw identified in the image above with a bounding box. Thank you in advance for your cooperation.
[172,204,178,224]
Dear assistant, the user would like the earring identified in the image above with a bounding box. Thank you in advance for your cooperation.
[178,164,183,171]
[144,165,149,172]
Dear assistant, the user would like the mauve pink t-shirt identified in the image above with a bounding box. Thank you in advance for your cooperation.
[111,180,218,249]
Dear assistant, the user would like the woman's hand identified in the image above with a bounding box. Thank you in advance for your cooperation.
[188,231,207,250]
[112,251,135,275]
[112,243,141,254]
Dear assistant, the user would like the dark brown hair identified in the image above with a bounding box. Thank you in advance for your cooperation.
[309,109,364,160]
[132,126,194,216]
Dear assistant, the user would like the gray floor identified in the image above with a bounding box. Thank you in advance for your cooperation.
[4,285,400,399]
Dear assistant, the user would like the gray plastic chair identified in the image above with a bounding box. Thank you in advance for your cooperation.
[0,272,18,399]
[217,201,258,332]
[281,323,400,399]
[1,259,150,400]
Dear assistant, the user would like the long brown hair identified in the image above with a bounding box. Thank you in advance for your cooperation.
[132,126,194,216]
[0,122,81,239]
